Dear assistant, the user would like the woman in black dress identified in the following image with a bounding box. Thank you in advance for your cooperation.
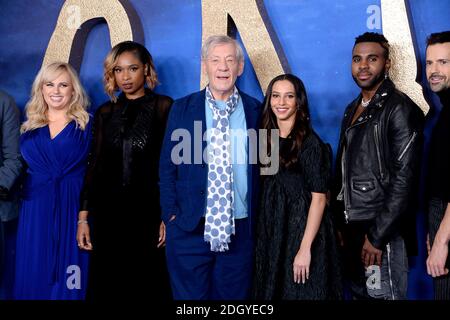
[76,41,172,300]
[253,74,342,300]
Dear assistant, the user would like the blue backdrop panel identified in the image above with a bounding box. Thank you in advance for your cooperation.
[0,0,449,300]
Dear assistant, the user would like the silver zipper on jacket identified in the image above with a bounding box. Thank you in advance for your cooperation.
[386,243,396,300]
[397,132,417,161]
[373,124,384,180]
[341,117,369,224]
[344,210,349,223]
[338,146,349,224]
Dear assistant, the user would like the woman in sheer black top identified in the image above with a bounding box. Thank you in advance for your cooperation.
[77,41,172,300]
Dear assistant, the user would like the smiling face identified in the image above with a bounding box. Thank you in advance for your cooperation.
[202,42,244,101]
[270,80,298,122]
[426,42,450,93]
[42,70,73,111]
[113,51,147,99]
[351,42,390,91]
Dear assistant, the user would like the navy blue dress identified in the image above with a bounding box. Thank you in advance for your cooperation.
[14,120,91,299]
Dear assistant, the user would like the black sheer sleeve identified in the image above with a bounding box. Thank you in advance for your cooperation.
[154,95,173,153]
[155,95,173,136]
[79,104,107,211]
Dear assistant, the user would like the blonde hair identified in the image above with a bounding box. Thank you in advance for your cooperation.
[21,62,90,133]
[103,41,158,102]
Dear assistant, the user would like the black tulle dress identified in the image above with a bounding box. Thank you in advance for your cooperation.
[253,132,343,300]
[80,89,173,301]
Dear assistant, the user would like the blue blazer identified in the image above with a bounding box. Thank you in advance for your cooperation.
[0,90,22,222]
[159,89,261,232]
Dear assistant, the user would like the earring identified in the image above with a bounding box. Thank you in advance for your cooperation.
[384,73,389,79]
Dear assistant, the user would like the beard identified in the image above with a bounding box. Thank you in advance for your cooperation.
[428,74,449,93]
[352,67,386,90]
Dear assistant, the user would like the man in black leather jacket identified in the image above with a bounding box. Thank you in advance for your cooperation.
[331,32,425,300]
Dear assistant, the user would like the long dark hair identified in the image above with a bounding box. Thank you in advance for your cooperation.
[261,74,311,168]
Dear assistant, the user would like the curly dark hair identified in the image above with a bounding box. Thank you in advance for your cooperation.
[354,32,390,59]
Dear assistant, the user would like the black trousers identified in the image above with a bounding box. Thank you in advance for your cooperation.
[428,197,450,300]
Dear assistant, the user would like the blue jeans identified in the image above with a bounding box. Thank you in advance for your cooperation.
[350,235,408,300]
[342,223,408,300]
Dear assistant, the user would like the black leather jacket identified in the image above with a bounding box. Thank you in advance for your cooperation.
[332,79,424,253]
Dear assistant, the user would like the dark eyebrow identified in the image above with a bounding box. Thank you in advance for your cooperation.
[352,54,380,59]
[272,91,295,95]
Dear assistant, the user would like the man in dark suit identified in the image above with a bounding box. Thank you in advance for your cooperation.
[159,35,261,299]
[425,30,450,299]
[0,90,22,298]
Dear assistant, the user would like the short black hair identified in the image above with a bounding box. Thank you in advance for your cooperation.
[426,31,450,47]
[354,32,390,59]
